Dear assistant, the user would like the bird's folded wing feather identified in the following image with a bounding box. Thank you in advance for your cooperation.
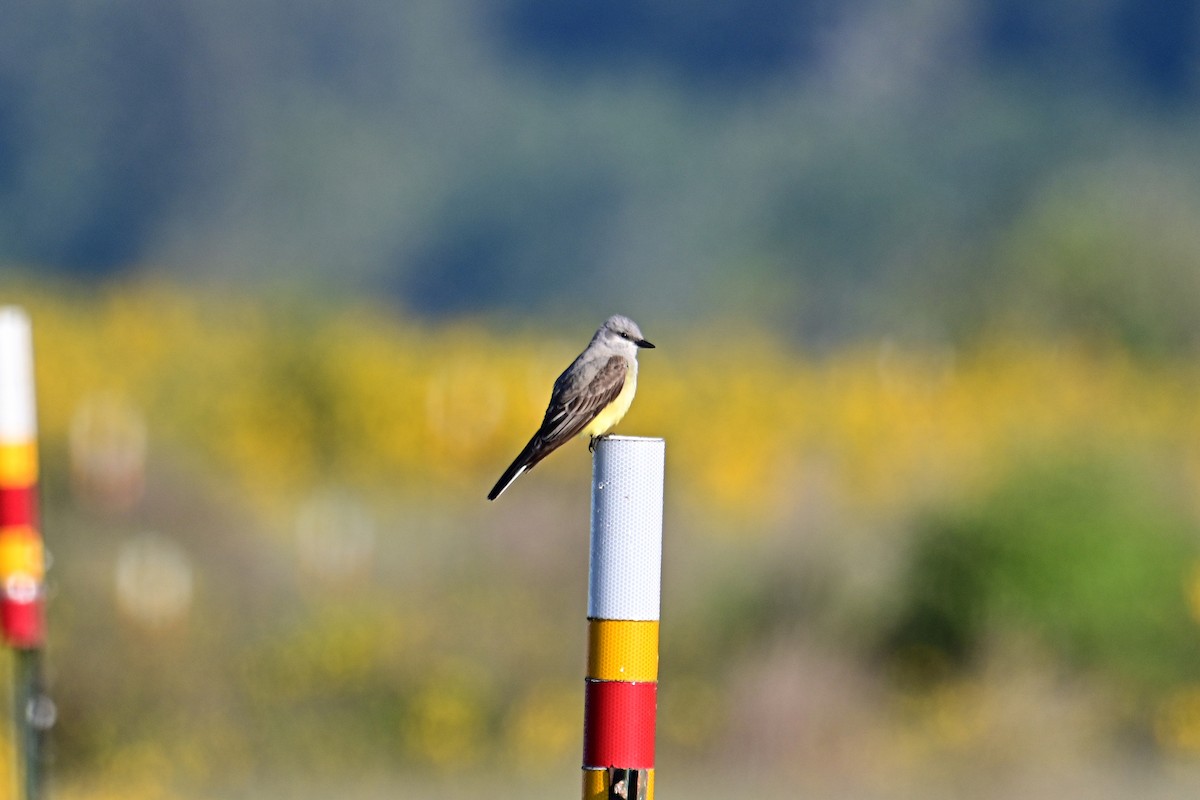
[538,355,628,446]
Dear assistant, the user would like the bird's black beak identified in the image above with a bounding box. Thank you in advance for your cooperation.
[637,338,655,349]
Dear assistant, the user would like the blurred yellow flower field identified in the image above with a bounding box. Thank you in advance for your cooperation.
[7,280,1200,798]
[12,280,1200,521]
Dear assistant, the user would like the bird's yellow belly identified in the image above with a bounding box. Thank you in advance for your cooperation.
[583,363,637,438]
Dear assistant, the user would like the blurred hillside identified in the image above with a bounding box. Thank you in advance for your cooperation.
[3,1,1200,343]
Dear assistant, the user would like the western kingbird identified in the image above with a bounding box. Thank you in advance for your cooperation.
[487,314,655,500]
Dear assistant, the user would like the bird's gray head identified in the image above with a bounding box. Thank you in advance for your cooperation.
[595,314,655,352]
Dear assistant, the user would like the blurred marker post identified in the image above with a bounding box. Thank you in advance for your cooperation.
[0,308,51,800]
[583,436,664,800]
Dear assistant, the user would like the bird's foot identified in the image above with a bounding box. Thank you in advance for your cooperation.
[589,436,597,453]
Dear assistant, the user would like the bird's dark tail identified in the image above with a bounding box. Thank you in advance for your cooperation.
[487,435,548,500]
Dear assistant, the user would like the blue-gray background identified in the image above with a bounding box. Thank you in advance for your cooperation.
[5,0,1200,347]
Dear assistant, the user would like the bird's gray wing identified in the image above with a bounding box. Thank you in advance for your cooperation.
[486,354,628,500]
[535,354,628,448]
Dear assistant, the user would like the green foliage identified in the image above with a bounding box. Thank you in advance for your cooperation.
[995,160,1200,356]
[885,455,1200,694]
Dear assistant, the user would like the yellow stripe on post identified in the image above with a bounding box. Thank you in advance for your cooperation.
[582,768,605,800]
[0,527,44,581]
[587,619,659,682]
[0,441,36,487]
[583,768,655,800]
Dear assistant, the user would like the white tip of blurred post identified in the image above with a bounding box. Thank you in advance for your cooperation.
[588,435,665,621]
[0,306,37,442]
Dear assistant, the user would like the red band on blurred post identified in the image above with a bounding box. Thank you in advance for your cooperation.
[0,484,37,529]
[1,595,44,649]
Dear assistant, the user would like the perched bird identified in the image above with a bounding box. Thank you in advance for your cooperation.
[487,314,655,500]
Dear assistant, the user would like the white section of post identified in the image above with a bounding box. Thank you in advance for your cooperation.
[0,308,37,442]
[588,435,665,621]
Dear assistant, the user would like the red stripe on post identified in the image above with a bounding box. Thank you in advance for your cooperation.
[0,484,37,528]
[1,595,44,649]
[582,680,657,769]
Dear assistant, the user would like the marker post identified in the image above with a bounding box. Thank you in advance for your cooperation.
[583,436,664,800]
[0,308,50,800]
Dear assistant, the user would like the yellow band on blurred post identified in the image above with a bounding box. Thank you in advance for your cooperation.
[0,526,44,581]
[587,619,659,682]
[0,441,37,486]
[583,768,654,800]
